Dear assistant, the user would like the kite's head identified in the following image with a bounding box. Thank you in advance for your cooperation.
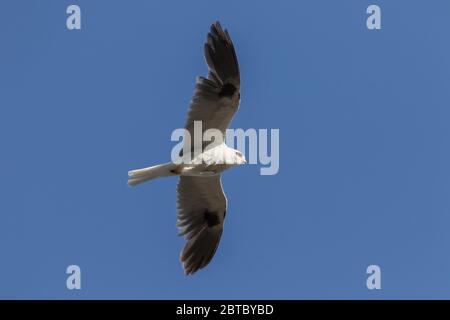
[234,150,247,165]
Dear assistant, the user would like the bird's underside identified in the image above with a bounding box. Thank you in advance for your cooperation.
[128,21,241,275]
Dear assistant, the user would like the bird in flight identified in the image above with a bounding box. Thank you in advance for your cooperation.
[128,21,245,275]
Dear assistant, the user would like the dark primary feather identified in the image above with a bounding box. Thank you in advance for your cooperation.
[204,21,240,87]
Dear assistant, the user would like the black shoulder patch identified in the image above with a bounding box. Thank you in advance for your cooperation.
[219,83,237,97]
[204,211,220,227]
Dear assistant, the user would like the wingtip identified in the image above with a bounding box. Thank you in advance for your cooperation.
[209,20,226,39]
[183,268,194,276]
[181,259,195,276]
[211,20,222,29]
[180,248,200,276]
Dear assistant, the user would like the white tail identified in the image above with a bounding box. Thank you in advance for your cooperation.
[128,162,180,186]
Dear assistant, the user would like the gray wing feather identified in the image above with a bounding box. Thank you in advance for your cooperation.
[177,175,227,275]
[182,21,241,156]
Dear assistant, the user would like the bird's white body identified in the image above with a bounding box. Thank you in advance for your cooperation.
[179,143,246,176]
[128,143,245,185]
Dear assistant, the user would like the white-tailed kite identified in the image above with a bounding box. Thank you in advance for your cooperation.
[128,21,245,275]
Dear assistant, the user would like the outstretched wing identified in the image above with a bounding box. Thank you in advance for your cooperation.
[176,175,227,275]
[182,21,241,155]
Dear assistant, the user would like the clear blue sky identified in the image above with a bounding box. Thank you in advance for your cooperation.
[1,0,450,299]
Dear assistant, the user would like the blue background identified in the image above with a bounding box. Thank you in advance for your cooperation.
[1,0,450,299]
